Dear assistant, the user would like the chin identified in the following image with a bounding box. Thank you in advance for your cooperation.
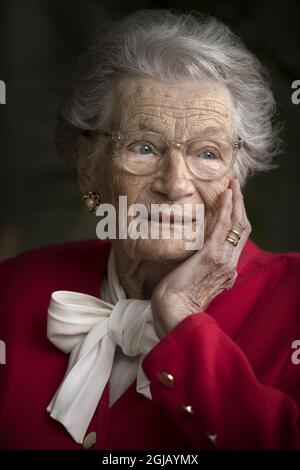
[125,238,197,263]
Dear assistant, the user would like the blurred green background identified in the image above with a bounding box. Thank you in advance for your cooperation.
[0,0,299,261]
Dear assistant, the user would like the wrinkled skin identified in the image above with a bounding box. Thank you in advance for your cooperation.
[78,77,252,338]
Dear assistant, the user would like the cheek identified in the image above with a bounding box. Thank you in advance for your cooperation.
[98,162,148,207]
[196,176,230,236]
[115,175,148,208]
[94,156,113,201]
[197,178,229,209]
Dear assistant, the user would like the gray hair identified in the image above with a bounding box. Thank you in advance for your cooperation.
[57,9,281,185]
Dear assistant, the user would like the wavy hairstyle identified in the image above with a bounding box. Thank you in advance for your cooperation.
[56,9,281,185]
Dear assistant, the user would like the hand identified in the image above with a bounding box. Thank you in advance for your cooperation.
[151,178,252,339]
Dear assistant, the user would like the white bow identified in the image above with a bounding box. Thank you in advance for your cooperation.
[46,248,159,444]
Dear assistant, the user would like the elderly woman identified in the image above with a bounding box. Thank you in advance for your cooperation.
[0,9,300,451]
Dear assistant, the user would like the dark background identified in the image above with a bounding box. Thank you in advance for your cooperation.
[0,0,299,261]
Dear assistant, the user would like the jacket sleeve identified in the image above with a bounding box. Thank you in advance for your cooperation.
[142,312,300,450]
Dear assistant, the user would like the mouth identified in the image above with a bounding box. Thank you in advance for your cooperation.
[147,213,196,225]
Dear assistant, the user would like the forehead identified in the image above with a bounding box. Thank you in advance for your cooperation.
[116,77,234,136]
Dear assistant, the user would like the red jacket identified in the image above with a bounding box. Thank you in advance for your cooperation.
[0,238,300,450]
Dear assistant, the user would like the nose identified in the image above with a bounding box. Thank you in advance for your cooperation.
[150,149,196,201]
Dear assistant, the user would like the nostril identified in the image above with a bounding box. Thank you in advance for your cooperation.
[156,184,195,201]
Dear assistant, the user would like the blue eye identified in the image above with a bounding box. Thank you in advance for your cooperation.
[132,144,154,155]
[200,150,217,160]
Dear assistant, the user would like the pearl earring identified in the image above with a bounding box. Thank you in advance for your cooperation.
[82,191,101,213]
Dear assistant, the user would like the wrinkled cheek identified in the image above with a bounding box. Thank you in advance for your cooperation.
[204,208,218,239]
[110,174,123,205]
[198,177,230,239]
[114,172,147,206]
[97,158,122,204]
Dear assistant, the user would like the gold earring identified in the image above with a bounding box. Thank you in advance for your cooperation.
[82,191,101,213]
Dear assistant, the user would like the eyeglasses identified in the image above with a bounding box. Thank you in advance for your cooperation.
[97,130,243,181]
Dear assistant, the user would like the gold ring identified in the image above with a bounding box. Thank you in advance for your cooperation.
[228,229,241,239]
[226,235,239,246]
[225,228,241,247]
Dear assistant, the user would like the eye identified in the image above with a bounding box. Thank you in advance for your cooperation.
[200,150,218,160]
[128,142,155,156]
[188,141,222,161]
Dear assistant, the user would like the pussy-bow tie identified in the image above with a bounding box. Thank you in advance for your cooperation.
[47,249,159,444]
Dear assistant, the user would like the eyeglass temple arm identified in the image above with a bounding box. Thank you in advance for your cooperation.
[235,138,244,149]
[98,131,113,138]
[82,130,244,148]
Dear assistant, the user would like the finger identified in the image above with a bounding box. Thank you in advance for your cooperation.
[209,188,233,243]
[205,187,236,265]
[229,179,248,234]
[176,188,232,271]
[226,178,251,264]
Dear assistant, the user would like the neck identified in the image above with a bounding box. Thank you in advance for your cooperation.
[112,244,179,300]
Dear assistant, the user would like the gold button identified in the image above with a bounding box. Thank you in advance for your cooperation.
[205,431,217,448]
[157,371,175,388]
[82,431,97,450]
[181,404,194,415]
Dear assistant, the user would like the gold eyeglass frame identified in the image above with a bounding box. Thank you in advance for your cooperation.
[94,130,243,182]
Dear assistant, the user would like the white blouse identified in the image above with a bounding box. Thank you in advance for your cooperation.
[101,275,141,408]
[47,247,159,444]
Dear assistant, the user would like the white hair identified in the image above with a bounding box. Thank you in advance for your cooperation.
[57,9,281,185]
